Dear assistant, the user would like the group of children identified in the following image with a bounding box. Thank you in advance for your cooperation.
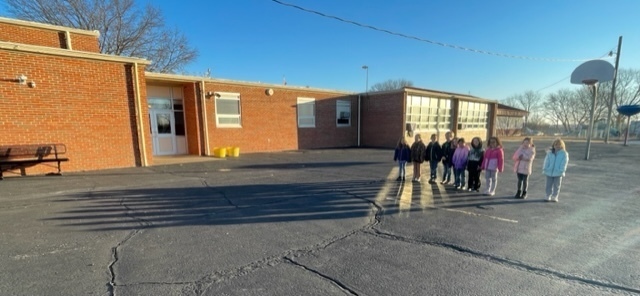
[393,132,570,202]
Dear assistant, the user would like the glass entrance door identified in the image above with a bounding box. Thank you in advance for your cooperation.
[150,109,176,155]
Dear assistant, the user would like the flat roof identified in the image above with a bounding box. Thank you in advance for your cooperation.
[0,41,150,65]
[0,16,100,36]
[144,72,354,95]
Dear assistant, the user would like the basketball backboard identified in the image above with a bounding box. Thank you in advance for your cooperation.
[570,59,615,85]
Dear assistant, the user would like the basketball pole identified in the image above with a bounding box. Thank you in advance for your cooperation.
[604,36,623,144]
[585,82,598,160]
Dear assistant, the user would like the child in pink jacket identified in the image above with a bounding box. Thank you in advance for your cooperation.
[512,137,535,199]
[481,137,504,196]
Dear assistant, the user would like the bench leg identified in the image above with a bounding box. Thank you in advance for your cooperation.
[0,170,3,180]
[20,167,26,176]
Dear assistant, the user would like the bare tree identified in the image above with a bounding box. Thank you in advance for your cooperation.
[369,79,414,91]
[503,90,543,128]
[545,89,581,132]
[5,0,197,73]
[610,68,640,129]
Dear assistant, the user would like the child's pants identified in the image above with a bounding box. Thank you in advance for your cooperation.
[429,161,438,180]
[467,166,481,190]
[485,169,498,194]
[398,161,407,178]
[442,163,452,182]
[454,168,466,187]
[517,173,529,192]
[545,176,563,199]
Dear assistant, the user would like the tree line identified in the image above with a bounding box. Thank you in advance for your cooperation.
[503,68,640,135]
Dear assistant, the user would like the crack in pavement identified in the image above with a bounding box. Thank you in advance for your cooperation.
[100,176,387,295]
[193,189,383,295]
[105,190,152,296]
[283,257,359,296]
[366,228,640,295]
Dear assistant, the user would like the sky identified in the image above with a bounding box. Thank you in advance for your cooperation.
[2,0,640,101]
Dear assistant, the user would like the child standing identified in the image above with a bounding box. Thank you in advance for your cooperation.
[393,137,411,181]
[451,138,469,190]
[440,133,456,184]
[410,134,426,182]
[512,137,536,199]
[543,138,569,202]
[425,134,442,183]
[481,137,504,196]
[467,137,484,192]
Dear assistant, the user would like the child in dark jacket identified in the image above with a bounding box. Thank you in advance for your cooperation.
[467,137,484,192]
[440,132,456,184]
[425,134,442,183]
[393,137,411,181]
[410,134,427,182]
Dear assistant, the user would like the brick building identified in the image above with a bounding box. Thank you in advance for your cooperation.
[1,17,502,177]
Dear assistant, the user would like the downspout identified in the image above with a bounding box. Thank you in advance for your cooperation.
[64,31,72,50]
[133,63,148,166]
[200,80,211,156]
[357,94,361,147]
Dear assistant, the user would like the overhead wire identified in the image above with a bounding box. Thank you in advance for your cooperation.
[535,50,617,92]
[271,0,613,63]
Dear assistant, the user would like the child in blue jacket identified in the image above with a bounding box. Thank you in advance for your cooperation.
[543,138,569,202]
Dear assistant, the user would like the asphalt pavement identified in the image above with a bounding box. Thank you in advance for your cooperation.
[1,139,639,296]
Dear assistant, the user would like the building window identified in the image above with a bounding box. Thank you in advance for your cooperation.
[457,101,488,130]
[297,97,316,128]
[174,100,185,136]
[405,95,451,132]
[215,92,241,127]
[336,100,351,127]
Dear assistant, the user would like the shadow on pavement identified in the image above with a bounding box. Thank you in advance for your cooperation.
[43,176,545,232]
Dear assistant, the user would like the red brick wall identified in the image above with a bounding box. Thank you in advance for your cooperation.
[182,83,203,155]
[69,32,100,52]
[297,94,358,149]
[0,50,146,176]
[202,83,358,153]
[361,92,405,148]
[0,22,100,53]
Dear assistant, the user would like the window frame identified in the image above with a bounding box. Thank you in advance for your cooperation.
[215,92,242,128]
[336,100,351,127]
[297,97,316,128]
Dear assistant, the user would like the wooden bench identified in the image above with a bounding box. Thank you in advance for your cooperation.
[0,144,69,180]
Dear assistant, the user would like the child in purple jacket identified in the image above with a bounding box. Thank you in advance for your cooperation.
[451,138,469,190]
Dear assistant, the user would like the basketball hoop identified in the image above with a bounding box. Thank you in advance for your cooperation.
[570,59,615,160]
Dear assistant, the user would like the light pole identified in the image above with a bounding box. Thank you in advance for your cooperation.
[361,65,368,92]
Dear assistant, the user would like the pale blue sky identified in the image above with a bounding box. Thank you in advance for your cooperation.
[2,0,639,100]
